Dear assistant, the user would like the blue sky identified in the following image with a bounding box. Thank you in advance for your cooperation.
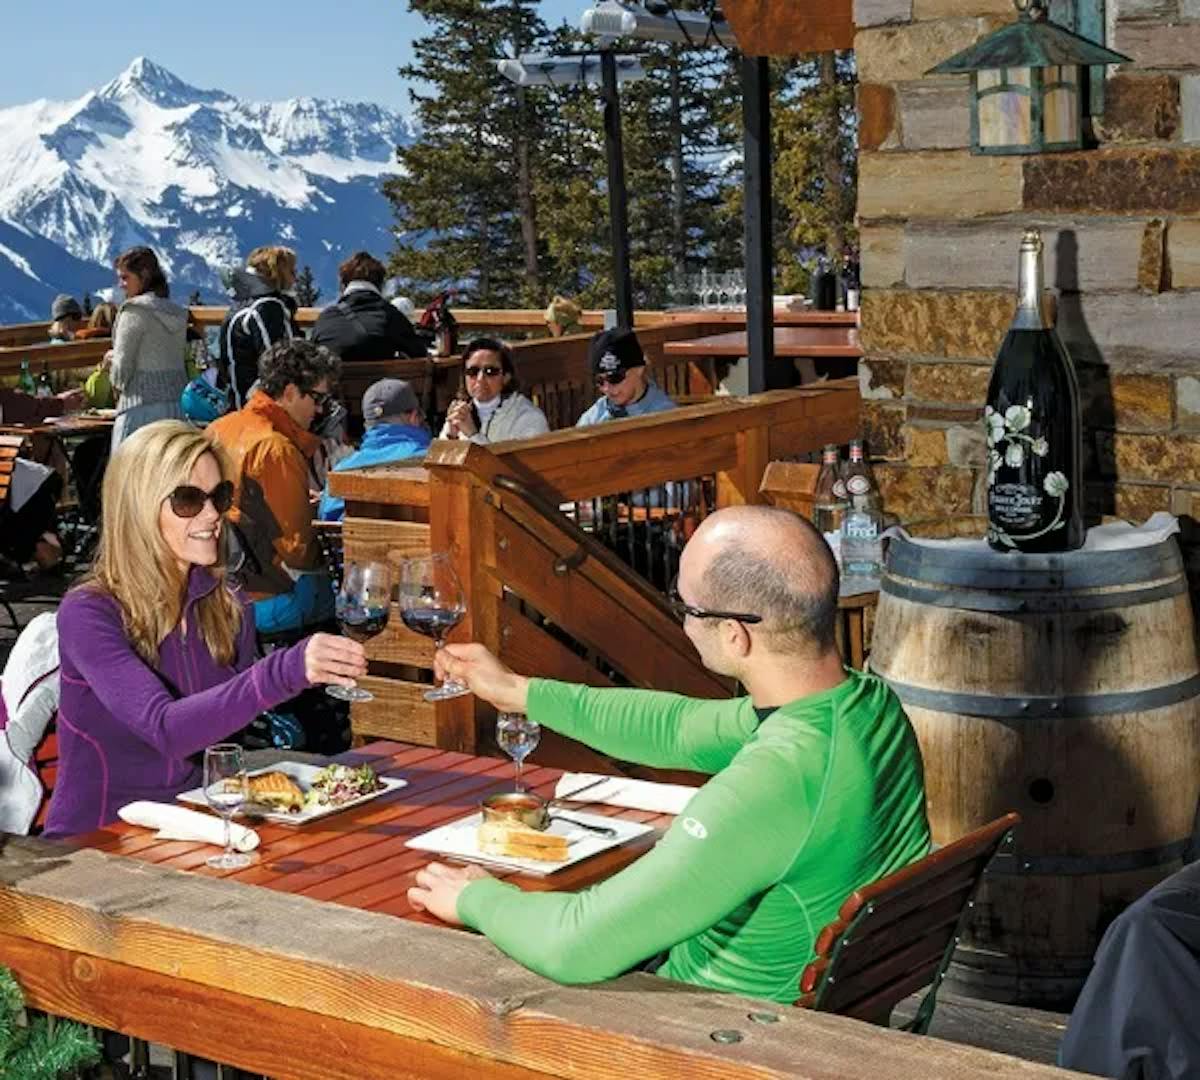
[0,0,582,111]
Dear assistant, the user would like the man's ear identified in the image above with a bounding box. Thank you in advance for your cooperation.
[724,619,753,658]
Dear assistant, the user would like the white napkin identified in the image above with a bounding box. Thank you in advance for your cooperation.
[553,773,697,815]
[118,801,260,852]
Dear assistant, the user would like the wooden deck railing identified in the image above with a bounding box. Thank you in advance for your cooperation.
[329,383,860,762]
[0,838,1079,1080]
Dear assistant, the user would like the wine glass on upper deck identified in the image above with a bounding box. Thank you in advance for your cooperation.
[326,559,391,703]
[399,554,470,701]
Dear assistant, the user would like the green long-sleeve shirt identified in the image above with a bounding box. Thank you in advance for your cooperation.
[457,669,930,1004]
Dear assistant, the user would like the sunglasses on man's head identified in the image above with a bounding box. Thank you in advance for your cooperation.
[167,480,234,519]
[465,365,503,379]
[595,369,628,388]
[667,574,763,625]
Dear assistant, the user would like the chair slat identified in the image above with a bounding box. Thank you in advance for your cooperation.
[816,922,960,1014]
[798,812,1020,1032]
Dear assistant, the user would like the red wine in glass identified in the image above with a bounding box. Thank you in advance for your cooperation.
[400,607,463,641]
[327,559,391,703]
[399,554,471,701]
[339,606,390,643]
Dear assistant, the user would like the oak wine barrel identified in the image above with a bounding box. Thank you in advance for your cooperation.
[870,535,1200,1006]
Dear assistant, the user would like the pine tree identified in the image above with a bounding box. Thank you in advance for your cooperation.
[294,265,322,307]
[386,0,550,308]
[0,968,98,1079]
[716,52,858,295]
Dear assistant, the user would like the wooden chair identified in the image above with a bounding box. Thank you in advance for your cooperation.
[797,812,1020,1033]
[0,434,41,630]
[31,727,58,834]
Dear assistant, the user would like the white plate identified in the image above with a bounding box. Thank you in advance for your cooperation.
[405,810,654,877]
[177,761,406,826]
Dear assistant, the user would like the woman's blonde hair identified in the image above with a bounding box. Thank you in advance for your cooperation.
[89,303,118,331]
[248,245,298,291]
[86,420,242,667]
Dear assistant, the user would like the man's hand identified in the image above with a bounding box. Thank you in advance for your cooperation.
[445,399,477,438]
[408,861,492,924]
[303,632,368,687]
[435,643,530,713]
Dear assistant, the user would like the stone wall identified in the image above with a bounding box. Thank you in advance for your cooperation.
[855,0,1200,532]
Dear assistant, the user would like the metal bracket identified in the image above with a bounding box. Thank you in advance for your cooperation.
[554,548,588,576]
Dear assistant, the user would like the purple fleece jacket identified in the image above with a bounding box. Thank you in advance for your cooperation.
[44,568,311,839]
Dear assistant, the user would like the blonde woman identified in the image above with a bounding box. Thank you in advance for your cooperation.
[108,246,190,448]
[43,421,366,838]
[218,244,300,407]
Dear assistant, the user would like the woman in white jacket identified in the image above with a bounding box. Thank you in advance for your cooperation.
[107,246,189,449]
[440,337,550,445]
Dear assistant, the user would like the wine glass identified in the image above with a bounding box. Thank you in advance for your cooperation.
[399,553,470,701]
[326,559,391,703]
[203,743,250,870]
[497,713,541,792]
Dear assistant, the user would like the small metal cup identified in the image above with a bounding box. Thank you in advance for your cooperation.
[480,792,550,831]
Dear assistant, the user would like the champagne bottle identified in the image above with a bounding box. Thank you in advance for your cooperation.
[985,228,1083,553]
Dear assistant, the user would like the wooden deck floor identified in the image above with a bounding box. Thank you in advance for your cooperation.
[895,992,1069,1066]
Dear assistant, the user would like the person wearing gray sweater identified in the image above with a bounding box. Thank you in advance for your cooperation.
[107,247,189,449]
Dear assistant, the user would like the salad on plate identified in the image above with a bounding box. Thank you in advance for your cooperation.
[303,764,385,809]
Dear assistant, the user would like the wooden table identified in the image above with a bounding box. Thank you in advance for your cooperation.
[0,415,114,441]
[77,741,677,921]
[662,326,861,360]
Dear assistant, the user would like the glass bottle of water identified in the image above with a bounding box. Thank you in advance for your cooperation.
[840,440,884,582]
[813,444,847,537]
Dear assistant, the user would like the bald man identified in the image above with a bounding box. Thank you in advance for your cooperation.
[411,506,930,1003]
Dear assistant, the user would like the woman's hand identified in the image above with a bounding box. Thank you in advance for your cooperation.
[304,632,368,687]
[101,350,114,372]
[446,399,477,437]
[408,861,492,925]
[435,643,529,713]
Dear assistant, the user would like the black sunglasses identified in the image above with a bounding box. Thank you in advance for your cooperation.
[595,370,628,388]
[465,365,503,379]
[167,480,234,519]
[667,575,762,625]
[307,389,333,409]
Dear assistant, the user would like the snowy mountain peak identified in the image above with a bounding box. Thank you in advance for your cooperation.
[98,56,231,109]
[0,58,417,321]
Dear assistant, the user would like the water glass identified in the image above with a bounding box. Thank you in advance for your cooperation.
[497,713,541,791]
[203,743,250,870]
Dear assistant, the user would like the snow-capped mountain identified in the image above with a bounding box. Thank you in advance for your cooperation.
[0,57,415,322]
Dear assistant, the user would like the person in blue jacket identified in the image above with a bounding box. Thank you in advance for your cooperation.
[576,327,677,427]
[318,379,431,522]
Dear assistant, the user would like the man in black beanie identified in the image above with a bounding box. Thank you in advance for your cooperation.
[576,327,677,426]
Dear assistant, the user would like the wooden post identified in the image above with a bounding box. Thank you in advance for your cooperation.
[717,424,770,507]
[425,464,499,753]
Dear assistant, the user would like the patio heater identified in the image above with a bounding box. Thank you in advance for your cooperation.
[498,53,646,329]
[581,2,784,393]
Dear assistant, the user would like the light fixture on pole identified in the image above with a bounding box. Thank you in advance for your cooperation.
[497,53,646,88]
[582,2,781,393]
[498,52,646,328]
[581,1,737,48]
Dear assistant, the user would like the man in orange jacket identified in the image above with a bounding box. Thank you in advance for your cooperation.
[208,340,341,621]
